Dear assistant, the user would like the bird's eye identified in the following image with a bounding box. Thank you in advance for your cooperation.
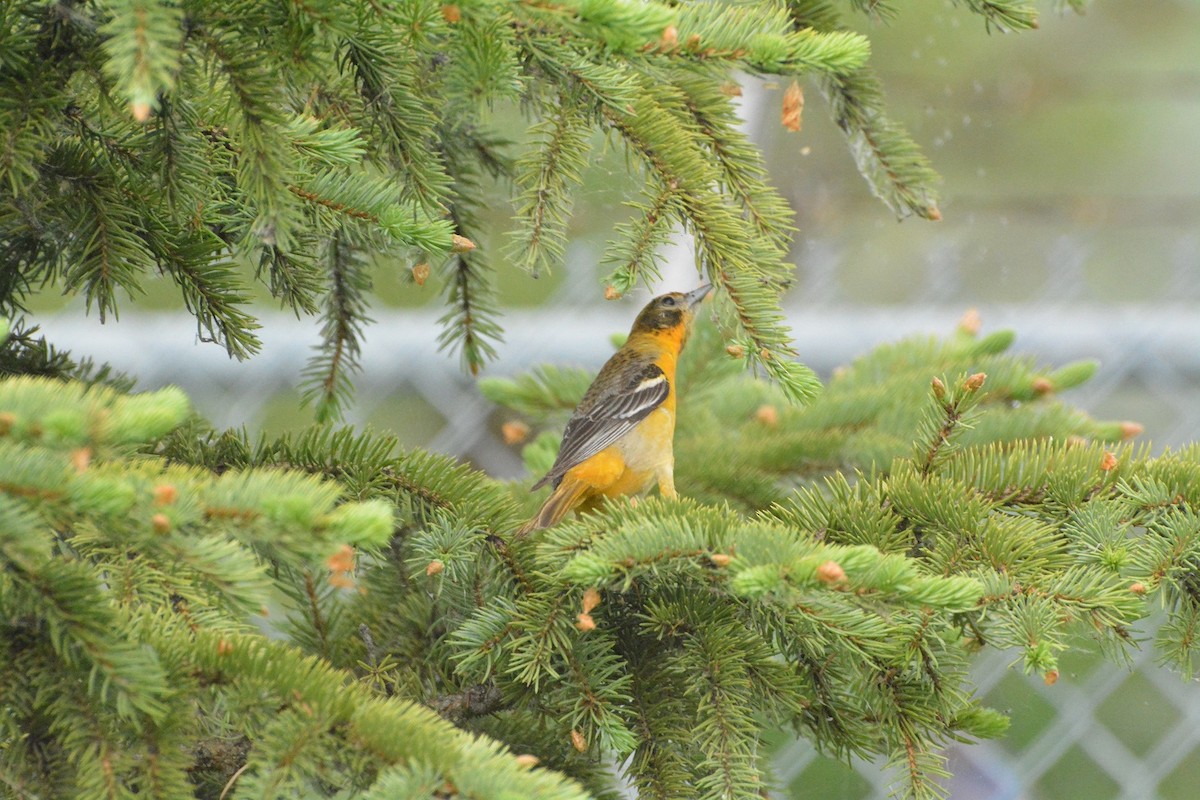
[661,296,677,307]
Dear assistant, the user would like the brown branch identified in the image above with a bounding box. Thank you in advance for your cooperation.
[288,185,377,222]
[303,572,330,656]
[429,682,505,725]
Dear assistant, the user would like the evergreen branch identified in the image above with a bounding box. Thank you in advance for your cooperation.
[7,557,172,722]
[179,426,523,538]
[817,69,942,220]
[290,173,456,252]
[917,373,986,475]
[0,322,134,389]
[429,108,507,378]
[681,619,763,799]
[592,78,820,402]
[339,32,452,212]
[507,95,591,277]
[847,0,899,22]
[289,183,377,221]
[516,34,642,112]
[782,2,941,219]
[666,3,871,76]
[303,571,332,658]
[625,648,697,797]
[884,706,949,800]
[601,180,680,297]
[257,244,323,317]
[47,143,153,322]
[488,533,536,595]
[479,365,595,421]
[140,616,593,799]
[952,0,1039,32]
[98,0,183,120]
[193,28,297,242]
[437,240,503,377]
[669,70,795,251]
[159,232,262,359]
[429,681,505,724]
[518,0,674,54]
[301,230,371,423]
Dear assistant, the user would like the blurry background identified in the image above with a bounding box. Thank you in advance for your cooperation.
[33,0,1200,797]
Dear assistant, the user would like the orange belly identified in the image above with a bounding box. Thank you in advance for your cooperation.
[565,405,675,508]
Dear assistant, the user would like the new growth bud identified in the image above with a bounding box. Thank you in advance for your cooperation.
[412,263,431,286]
[1120,421,1144,440]
[501,420,530,445]
[582,587,601,614]
[957,307,982,336]
[963,373,987,392]
[816,560,846,585]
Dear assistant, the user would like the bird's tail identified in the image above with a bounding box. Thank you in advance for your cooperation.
[517,478,589,536]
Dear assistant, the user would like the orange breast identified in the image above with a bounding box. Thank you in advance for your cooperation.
[561,343,680,511]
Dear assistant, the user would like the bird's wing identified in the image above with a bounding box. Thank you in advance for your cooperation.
[532,363,669,490]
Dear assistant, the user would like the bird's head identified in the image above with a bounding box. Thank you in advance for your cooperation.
[629,284,712,347]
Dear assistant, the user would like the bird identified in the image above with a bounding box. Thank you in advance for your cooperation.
[517,284,712,535]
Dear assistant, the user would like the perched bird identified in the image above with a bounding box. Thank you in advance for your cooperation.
[518,284,711,535]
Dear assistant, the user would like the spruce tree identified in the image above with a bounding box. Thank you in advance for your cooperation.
[5,1,1198,799]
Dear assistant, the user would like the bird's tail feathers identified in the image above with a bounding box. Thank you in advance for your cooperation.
[517,478,589,536]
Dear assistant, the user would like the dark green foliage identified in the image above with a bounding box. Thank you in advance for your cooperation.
[461,320,1198,800]
[5,314,1199,799]
[0,355,586,799]
[0,0,1068,413]
[2,2,1161,799]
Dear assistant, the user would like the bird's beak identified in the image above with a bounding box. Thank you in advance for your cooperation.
[684,283,712,308]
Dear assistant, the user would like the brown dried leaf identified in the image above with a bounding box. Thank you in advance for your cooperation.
[782,80,804,132]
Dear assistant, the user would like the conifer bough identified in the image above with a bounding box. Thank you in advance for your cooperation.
[7,315,1200,800]
[9,2,1177,800]
[0,0,1064,414]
